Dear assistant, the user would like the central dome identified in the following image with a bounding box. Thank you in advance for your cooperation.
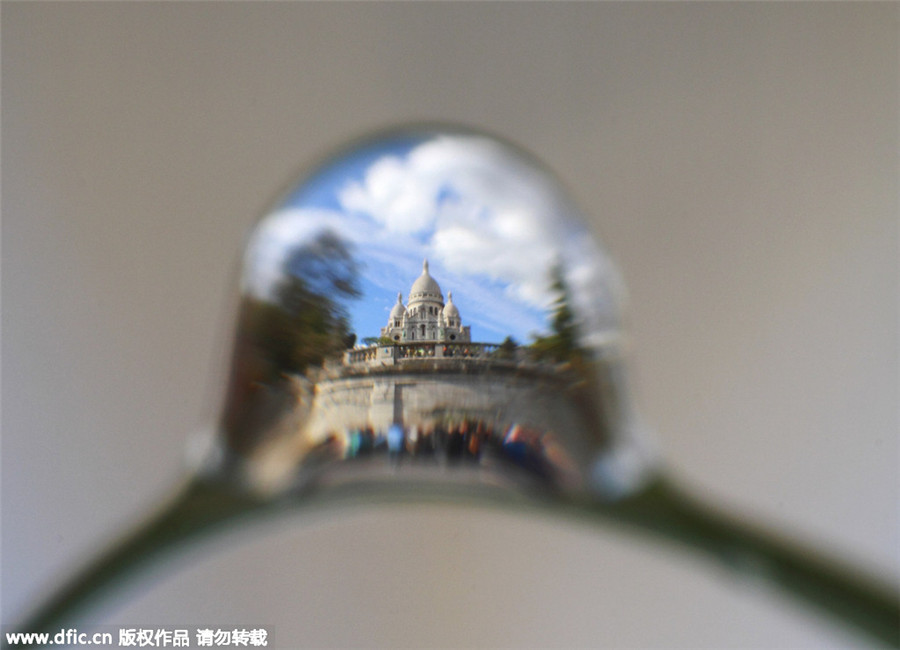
[409,259,443,302]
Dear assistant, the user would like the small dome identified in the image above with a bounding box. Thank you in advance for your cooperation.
[389,292,407,319]
[409,259,443,300]
[443,291,460,319]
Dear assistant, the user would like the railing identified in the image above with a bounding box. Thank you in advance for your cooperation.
[345,347,379,364]
[345,341,503,366]
[435,342,500,359]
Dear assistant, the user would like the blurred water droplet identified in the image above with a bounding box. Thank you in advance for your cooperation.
[210,126,656,499]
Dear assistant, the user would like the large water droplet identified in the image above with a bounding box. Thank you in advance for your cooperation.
[15,128,893,648]
[211,126,655,499]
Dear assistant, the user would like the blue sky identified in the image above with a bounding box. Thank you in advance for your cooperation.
[244,132,621,346]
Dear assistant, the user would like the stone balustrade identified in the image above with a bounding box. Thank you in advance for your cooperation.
[345,341,506,366]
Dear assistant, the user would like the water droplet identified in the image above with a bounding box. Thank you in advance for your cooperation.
[211,126,656,499]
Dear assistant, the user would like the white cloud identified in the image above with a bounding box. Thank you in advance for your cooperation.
[246,134,624,346]
[340,156,436,234]
[338,135,587,311]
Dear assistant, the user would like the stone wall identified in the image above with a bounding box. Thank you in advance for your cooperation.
[304,361,600,463]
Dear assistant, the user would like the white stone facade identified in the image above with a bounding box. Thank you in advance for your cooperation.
[380,260,471,343]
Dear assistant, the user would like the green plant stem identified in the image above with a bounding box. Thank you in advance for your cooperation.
[7,479,264,640]
[578,475,900,647]
[7,474,898,648]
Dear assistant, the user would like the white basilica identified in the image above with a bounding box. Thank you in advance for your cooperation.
[381,260,471,343]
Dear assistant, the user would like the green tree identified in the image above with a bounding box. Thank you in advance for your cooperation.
[265,231,361,373]
[221,232,361,450]
[362,335,397,347]
[529,265,581,363]
[493,335,519,360]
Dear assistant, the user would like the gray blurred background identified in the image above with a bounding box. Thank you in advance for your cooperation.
[2,3,897,648]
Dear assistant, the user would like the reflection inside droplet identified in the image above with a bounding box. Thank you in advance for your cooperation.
[210,127,654,499]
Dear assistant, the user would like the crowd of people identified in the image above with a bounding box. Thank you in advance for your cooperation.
[317,418,568,484]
